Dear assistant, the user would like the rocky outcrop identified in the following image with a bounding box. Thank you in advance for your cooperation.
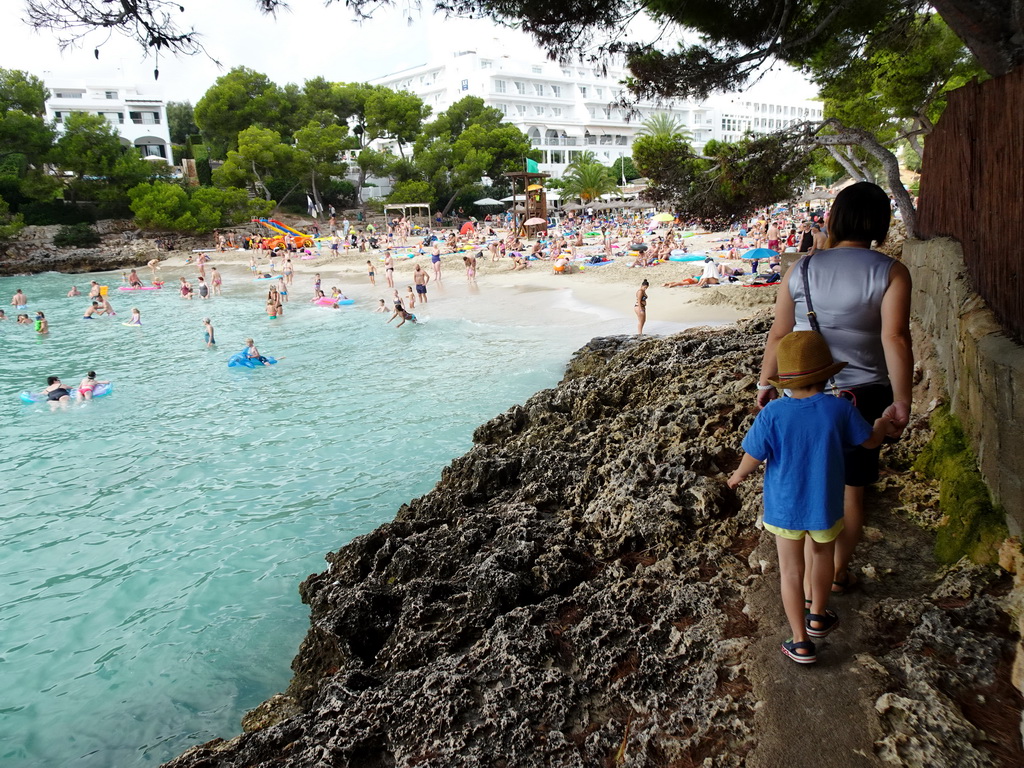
[0,222,160,275]
[163,319,1021,768]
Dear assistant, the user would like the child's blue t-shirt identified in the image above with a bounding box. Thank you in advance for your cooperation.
[742,393,873,531]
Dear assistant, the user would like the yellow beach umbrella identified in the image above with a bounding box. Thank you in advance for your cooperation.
[526,184,544,191]
[652,212,675,222]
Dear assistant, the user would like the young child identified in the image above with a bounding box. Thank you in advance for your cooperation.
[367,260,376,286]
[404,285,416,310]
[374,299,387,313]
[728,331,896,665]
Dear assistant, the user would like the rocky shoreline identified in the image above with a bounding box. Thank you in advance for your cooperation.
[0,221,162,276]
[162,318,1020,767]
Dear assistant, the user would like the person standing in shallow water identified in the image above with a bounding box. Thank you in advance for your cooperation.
[634,279,649,335]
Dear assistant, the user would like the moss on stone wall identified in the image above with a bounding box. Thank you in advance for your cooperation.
[914,406,1007,564]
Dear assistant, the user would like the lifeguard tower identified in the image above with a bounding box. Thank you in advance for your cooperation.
[503,169,550,237]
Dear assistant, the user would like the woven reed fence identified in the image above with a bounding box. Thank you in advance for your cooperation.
[917,66,1024,342]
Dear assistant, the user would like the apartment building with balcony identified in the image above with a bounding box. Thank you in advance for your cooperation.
[372,45,820,178]
[44,80,174,164]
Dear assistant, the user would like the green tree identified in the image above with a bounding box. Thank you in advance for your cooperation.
[0,69,48,116]
[413,97,534,214]
[194,68,300,157]
[293,121,350,212]
[816,14,983,167]
[129,180,272,233]
[49,112,124,180]
[633,132,810,226]
[166,101,199,144]
[387,180,435,206]
[0,194,24,240]
[354,148,393,203]
[561,162,619,202]
[610,156,640,183]
[213,126,301,200]
[637,113,692,142]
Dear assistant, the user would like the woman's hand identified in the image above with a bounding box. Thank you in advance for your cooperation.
[881,400,911,435]
[756,386,778,409]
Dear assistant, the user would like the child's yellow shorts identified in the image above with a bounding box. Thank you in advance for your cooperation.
[764,518,844,543]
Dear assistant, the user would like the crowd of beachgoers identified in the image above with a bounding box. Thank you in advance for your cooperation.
[10,204,832,406]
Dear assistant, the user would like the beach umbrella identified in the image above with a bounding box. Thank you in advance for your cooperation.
[526,184,544,191]
[652,212,675,222]
[561,202,583,211]
[741,247,779,260]
[474,197,503,206]
[460,221,476,235]
[524,217,547,226]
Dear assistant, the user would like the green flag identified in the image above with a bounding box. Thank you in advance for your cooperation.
[526,158,540,173]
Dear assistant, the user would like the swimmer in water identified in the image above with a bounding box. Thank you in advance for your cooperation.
[34,312,48,334]
[128,269,144,288]
[83,301,102,319]
[11,288,27,308]
[127,307,142,326]
[99,294,116,316]
[43,376,72,409]
[77,370,109,400]
[374,299,387,313]
[67,286,81,297]
[389,307,417,328]
[203,318,215,347]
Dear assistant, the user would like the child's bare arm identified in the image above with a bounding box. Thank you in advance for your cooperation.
[728,453,763,489]
[862,416,898,449]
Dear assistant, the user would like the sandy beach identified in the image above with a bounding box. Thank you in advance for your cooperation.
[154,226,779,334]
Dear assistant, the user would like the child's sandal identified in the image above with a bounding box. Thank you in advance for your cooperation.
[781,638,817,664]
[805,609,840,638]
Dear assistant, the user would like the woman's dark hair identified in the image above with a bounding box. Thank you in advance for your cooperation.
[47,376,59,385]
[87,371,96,378]
[826,182,892,248]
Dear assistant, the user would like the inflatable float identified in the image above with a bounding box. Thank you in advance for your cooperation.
[118,285,159,291]
[228,351,278,368]
[314,297,354,306]
[20,382,113,404]
[668,251,707,262]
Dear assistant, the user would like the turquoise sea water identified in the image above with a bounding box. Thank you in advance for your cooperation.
[0,268,622,767]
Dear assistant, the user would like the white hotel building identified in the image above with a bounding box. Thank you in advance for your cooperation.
[373,48,822,178]
[44,80,174,164]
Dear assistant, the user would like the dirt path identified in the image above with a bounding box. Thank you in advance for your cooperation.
[743,479,973,768]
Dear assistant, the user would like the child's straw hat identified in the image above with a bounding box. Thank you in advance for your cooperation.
[767,331,847,389]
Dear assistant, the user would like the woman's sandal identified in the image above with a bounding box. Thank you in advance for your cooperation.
[805,609,840,638]
[831,571,858,595]
[781,638,817,664]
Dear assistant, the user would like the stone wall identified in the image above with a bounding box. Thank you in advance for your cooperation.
[904,237,1024,534]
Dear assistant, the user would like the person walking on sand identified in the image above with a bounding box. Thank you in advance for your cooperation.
[147,258,161,278]
[384,251,395,288]
[367,260,376,286]
[413,263,430,303]
[729,331,897,664]
[203,318,216,347]
[634,279,649,335]
[210,267,223,296]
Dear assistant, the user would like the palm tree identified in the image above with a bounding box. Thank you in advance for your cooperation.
[561,161,618,202]
[566,149,598,174]
[637,112,693,142]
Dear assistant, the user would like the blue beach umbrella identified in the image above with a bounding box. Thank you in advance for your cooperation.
[741,247,779,260]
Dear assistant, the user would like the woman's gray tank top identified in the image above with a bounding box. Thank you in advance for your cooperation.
[788,247,895,389]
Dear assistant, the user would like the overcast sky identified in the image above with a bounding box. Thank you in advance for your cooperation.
[0,1,816,104]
